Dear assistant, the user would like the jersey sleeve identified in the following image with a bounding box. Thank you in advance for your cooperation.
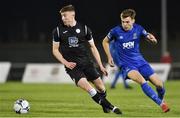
[107,29,115,41]
[85,25,93,41]
[52,27,60,42]
[139,25,148,38]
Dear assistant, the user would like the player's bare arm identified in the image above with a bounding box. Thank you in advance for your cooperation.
[146,33,157,45]
[89,40,108,76]
[102,36,114,67]
[52,42,76,69]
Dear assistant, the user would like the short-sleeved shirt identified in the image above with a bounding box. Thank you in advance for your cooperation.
[107,23,154,79]
[52,22,94,69]
[107,23,149,67]
[52,22,100,83]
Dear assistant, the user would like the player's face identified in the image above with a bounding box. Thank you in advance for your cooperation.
[61,11,75,26]
[121,17,135,31]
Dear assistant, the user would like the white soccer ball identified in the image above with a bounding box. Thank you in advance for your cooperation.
[13,99,30,114]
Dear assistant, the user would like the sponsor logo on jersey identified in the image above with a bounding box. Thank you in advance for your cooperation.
[123,41,134,49]
[76,29,80,33]
[68,37,79,47]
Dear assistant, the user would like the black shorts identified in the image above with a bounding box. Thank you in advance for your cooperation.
[66,64,100,85]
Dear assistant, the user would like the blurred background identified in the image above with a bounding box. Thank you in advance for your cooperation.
[0,0,180,81]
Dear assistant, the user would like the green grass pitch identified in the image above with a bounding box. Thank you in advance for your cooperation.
[0,80,180,117]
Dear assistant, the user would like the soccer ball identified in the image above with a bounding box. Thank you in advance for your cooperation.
[13,99,30,114]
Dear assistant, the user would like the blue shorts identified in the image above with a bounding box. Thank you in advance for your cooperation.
[121,64,154,80]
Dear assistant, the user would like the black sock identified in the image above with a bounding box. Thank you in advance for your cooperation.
[101,98,114,110]
[92,93,114,110]
[98,90,107,98]
[92,93,101,104]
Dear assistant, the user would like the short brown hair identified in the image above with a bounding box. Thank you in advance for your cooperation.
[121,9,136,19]
[59,5,75,13]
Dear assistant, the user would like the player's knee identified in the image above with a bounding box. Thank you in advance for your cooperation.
[93,78,105,91]
[152,78,164,88]
[128,70,145,84]
[138,78,146,85]
[156,81,164,89]
[77,78,94,92]
[132,76,146,84]
[96,84,106,92]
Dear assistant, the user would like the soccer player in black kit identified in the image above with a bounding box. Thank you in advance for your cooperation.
[52,5,122,114]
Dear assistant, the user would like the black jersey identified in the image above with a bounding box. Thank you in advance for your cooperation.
[52,22,94,66]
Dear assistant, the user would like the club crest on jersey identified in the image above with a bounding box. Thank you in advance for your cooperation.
[123,41,134,49]
[76,29,80,33]
[119,36,123,39]
[133,33,137,39]
[68,37,79,47]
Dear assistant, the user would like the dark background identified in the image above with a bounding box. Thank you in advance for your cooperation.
[0,0,179,63]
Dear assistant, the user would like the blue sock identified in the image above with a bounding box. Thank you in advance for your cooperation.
[156,87,165,100]
[141,82,162,105]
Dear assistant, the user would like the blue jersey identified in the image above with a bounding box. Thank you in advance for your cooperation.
[107,23,148,67]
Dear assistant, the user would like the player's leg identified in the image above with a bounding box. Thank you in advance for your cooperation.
[77,77,122,114]
[149,74,170,112]
[83,65,106,97]
[77,64,122,114]
[92,77,122,114]
[67,68,105,112]
[91,77,109,113]
[76,78,108,111]
[77,77,102,104]
[127,70,162,106]
[139,64,165,100]
[83,65,122,114]
[149,73,165,100]
[139,64,170,112]
[91,77,110,113]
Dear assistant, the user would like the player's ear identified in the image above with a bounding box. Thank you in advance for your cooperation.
[132,19,135,23]
[72,11,75,17]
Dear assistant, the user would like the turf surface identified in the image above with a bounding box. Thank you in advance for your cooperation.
[0,80,180,117]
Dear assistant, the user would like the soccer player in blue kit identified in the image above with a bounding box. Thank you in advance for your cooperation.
[102,9,170,113]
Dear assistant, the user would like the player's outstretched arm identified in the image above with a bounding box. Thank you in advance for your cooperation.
[146,33,158,45]
[52,41,76,69]
[102,37,114,67]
